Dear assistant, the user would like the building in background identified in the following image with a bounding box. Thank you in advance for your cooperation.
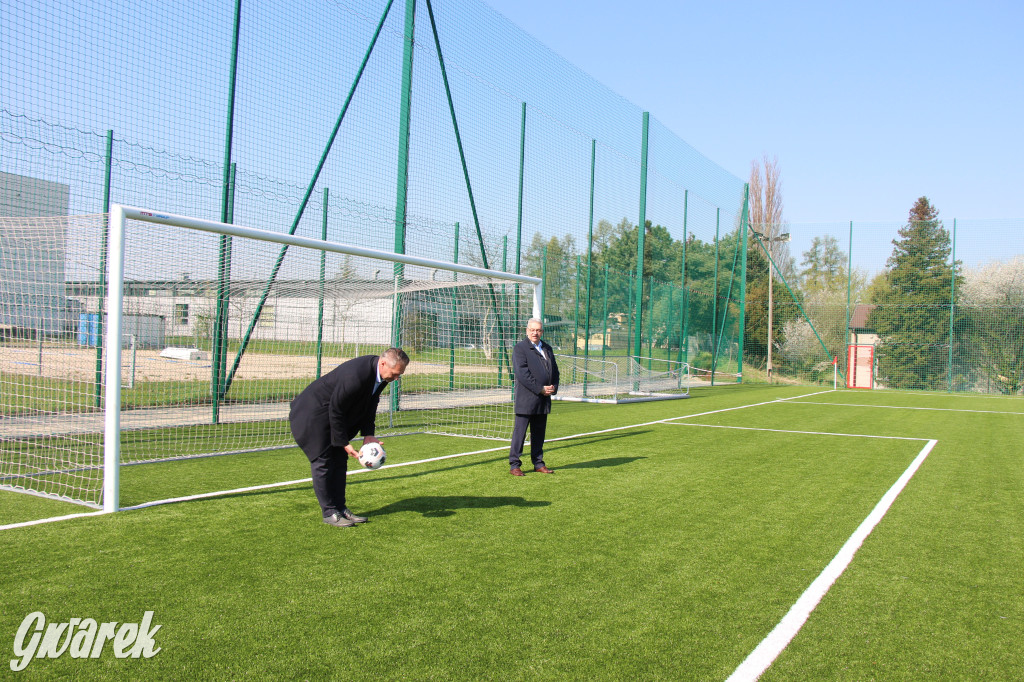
[0,172,71,338]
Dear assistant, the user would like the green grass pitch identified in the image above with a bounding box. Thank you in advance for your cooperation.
[1,384,1022,679]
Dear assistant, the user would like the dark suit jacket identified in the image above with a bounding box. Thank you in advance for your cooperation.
[512,338,559,415]
[289,354,388,453]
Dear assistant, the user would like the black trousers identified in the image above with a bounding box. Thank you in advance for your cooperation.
[509,413,547,470]
[291,421,350,518]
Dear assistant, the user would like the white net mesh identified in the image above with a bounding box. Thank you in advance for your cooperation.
[551,354,690,403]
[1,212,536,508]
[2,214,106,507]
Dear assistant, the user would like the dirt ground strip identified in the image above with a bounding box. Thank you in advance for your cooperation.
[0,345,481,384]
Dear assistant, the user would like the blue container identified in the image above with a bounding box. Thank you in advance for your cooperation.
[78,313,100,346]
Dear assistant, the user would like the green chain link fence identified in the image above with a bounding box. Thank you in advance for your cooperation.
[3,0,1020,395]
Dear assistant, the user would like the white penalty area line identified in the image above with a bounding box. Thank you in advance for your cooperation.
[1,389,835,527]
[784,400,1024,416]
[661,422,930,442]
[727,438,940,682]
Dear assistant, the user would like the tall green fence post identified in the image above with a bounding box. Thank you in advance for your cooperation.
[391,0,417,413]
[663,284,671,364]
[584,138,596,396]
[647,275,654,368]
[516,102,526,277]
[948,219,957,392]
[680,190,689,365]
[226,163,237,222]
[212,0,242,422]
[499,235,508,387]
[633,112,650,369]
[515,102,526,327]
[573,255,582,383]
[711,208,720,385]
[316,188,328,379]
[94,129,114,408]
[736,183,750,383]
[449,222,459,390]
[626,269,633,370]
[540,245,548,322]
[601,264,609,363]
[846,220,854,384]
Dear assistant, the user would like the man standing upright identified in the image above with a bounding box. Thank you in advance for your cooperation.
[289,347,409,527]
[508,318,559,476]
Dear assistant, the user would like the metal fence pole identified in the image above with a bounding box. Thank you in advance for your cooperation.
[948,219,957,392]
[316,187,328,379]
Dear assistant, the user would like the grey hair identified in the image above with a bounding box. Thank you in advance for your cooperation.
[382,347,410,366]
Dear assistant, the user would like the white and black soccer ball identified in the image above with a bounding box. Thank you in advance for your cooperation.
[358,442,387,469]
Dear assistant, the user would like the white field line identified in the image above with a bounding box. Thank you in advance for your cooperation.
[785,400,1024,416]
[0,510,107,531]
[662,422,930,442]
[4,389,833,525]
[727,439,939,682]
[858,388,1024,402]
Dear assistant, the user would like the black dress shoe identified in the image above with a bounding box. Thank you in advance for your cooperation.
[341,508,367,524]
[323,512,355,527]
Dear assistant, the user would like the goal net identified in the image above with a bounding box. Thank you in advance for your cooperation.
[552,355,690,403]
[0,207,539,511]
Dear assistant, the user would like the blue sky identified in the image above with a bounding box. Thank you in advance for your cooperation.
[482,0,1024,224]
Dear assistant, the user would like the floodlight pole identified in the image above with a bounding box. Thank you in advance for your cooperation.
[751,227,790,380]
[767,257,774,378]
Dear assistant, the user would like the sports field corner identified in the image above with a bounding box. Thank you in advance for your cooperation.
[2,384,1022,679]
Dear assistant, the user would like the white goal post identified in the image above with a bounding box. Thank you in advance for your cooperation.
[1,207,540,513]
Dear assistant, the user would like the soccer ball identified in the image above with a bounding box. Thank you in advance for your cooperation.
[358,442,386,469]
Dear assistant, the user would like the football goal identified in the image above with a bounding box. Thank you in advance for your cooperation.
[847,344,875,389]
[553,355,690,403]
[0,206,540,512]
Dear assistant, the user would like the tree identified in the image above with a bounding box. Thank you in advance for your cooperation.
[796,236,869,366]
[747,155,789,267]
[588,218,683,348]
[521,232,578,346]
[800,235,846,294]
[868,197,958,390]
[592,218,682,285]
[959,256,1024,394]
[746,155,794,376]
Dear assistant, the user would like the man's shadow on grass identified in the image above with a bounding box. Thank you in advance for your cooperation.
[549,429,652,449]
[558,455,645,469]
[367,495,550,518]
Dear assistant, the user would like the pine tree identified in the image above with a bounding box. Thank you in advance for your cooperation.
[868,197,956,389]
